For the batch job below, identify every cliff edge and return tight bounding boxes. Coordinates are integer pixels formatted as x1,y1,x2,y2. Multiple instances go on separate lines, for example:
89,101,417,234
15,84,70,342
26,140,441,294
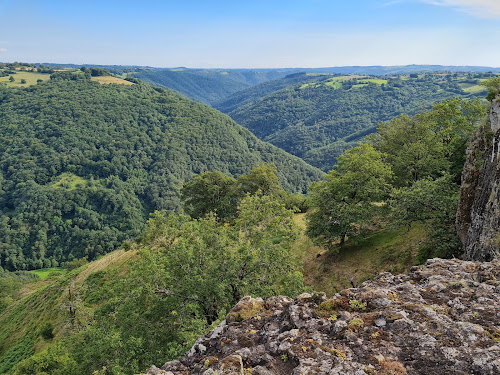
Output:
457,96,500,261
147,258,500,375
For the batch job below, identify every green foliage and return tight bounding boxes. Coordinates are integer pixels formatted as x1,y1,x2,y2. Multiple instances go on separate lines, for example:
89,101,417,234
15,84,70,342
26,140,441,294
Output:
39,322,54,340
89,67,111,77
181,171,238,220
0,271,40,312
307,144,393,249
0,75,322,270
181,163,312,222
65,257,88,271
229,74,486,171
371,98,485,186
132,68,289,106
306,97,486,257
13,342,76,375
18,193,304,375
481,76,500,101
390,175,462,260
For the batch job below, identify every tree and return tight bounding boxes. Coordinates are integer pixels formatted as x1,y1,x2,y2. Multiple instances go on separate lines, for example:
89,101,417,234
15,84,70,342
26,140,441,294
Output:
390,174,462,259
180,171,238,221
237,163,282,196
306,144,392,249
20,79,27,84
8,76,14,82
180,163,287,222
371,98,485,186
138,193,302,325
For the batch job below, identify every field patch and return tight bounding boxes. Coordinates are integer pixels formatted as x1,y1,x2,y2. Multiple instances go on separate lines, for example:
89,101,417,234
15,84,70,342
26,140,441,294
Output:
29,268,66,280
0,71,51,87
50,173,88,191
91,76,134,85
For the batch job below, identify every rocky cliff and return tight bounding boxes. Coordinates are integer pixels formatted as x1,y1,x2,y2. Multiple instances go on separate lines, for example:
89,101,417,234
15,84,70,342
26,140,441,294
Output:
147,258,500,375
457,96,500,261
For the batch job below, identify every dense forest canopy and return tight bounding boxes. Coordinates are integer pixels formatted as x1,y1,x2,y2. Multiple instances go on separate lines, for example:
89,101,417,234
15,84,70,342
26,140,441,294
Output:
129,68,291,106
0,71,322,271
227,73,491,171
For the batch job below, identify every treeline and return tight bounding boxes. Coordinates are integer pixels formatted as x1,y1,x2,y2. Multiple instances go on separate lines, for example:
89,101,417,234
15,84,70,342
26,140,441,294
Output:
229,74,488,171
0,72,322,271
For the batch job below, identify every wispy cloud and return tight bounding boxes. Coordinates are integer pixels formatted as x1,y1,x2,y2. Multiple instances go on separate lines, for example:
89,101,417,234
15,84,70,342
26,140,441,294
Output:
0,48,7,53
420,0,500,18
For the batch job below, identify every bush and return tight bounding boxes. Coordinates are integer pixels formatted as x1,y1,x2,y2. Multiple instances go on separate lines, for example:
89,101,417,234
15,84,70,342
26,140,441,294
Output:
65,257,88,271
40,322,54,340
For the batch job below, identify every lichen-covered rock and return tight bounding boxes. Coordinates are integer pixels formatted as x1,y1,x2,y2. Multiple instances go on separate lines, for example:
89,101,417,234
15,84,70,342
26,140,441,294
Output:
460,96,500,261
147,258,500,375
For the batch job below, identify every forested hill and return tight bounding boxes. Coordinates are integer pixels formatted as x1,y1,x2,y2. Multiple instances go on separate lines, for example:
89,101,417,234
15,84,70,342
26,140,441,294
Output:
129,68,291,106
213,72,325,113
228,73,490,171
0,72,322,271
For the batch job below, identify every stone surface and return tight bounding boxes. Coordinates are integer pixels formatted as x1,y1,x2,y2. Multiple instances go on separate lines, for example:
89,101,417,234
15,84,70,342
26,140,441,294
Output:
147,258,500,375
459,96,500,261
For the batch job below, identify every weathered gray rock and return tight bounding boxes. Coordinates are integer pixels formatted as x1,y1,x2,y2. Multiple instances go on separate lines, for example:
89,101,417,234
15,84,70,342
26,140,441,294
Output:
147,258,500,375
459,96,500,261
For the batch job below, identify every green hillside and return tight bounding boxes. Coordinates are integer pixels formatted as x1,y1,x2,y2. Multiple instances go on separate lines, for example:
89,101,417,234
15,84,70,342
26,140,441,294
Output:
129,68,290,106
0,72,323,271
213,72,327,113
228,73,489,171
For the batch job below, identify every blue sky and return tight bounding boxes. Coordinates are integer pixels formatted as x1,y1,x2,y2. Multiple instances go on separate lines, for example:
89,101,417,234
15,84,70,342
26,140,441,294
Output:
1,0,499,68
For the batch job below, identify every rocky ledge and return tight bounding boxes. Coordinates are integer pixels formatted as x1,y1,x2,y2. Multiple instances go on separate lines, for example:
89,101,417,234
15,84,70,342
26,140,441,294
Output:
147,258,500,375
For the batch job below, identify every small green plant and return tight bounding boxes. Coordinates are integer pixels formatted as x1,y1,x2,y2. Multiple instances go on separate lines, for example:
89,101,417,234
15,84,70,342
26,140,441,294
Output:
348,318,364,328
204,359,210,367
349,299,367,311
281,354,288,362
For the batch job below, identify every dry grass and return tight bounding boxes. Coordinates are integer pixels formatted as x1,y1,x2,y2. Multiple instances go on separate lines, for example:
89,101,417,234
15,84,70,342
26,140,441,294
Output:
291,213,426,295
91,76,134,85
74,249,138,285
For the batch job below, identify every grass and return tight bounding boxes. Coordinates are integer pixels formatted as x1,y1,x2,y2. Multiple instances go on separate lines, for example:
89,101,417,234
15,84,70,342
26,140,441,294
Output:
91,76,134,85
300,75,367,90
0,71,51,87
50,172,88,191
291,213,427,295
0,248,137,373
29,268,66,280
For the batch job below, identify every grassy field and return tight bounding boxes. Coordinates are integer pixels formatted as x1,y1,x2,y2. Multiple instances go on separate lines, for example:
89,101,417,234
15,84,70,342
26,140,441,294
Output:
291,213,426,296
50,172,88,191
0,71,51,87
91,76,134,85
29,268,66,280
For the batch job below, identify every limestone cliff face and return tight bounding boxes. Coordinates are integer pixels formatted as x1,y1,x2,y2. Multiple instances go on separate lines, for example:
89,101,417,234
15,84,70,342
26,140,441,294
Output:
147,259,500,375
458,96,500,261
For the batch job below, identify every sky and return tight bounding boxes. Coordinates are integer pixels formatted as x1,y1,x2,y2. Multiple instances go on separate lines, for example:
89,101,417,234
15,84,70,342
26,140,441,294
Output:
0,0,499,68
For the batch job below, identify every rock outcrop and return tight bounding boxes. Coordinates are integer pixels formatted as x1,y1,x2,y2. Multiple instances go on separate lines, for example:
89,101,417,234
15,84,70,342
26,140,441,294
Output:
458,96,500,261
147,258,500,375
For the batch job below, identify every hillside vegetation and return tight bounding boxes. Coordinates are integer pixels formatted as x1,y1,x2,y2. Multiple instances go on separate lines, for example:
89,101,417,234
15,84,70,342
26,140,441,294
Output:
0,71,322,271
0,91,490,375
129,68,291,105
228,73,490,170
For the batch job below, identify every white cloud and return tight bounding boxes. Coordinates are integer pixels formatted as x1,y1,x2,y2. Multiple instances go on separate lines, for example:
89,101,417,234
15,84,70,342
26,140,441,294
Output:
420,0,500,18
0,48,7,53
